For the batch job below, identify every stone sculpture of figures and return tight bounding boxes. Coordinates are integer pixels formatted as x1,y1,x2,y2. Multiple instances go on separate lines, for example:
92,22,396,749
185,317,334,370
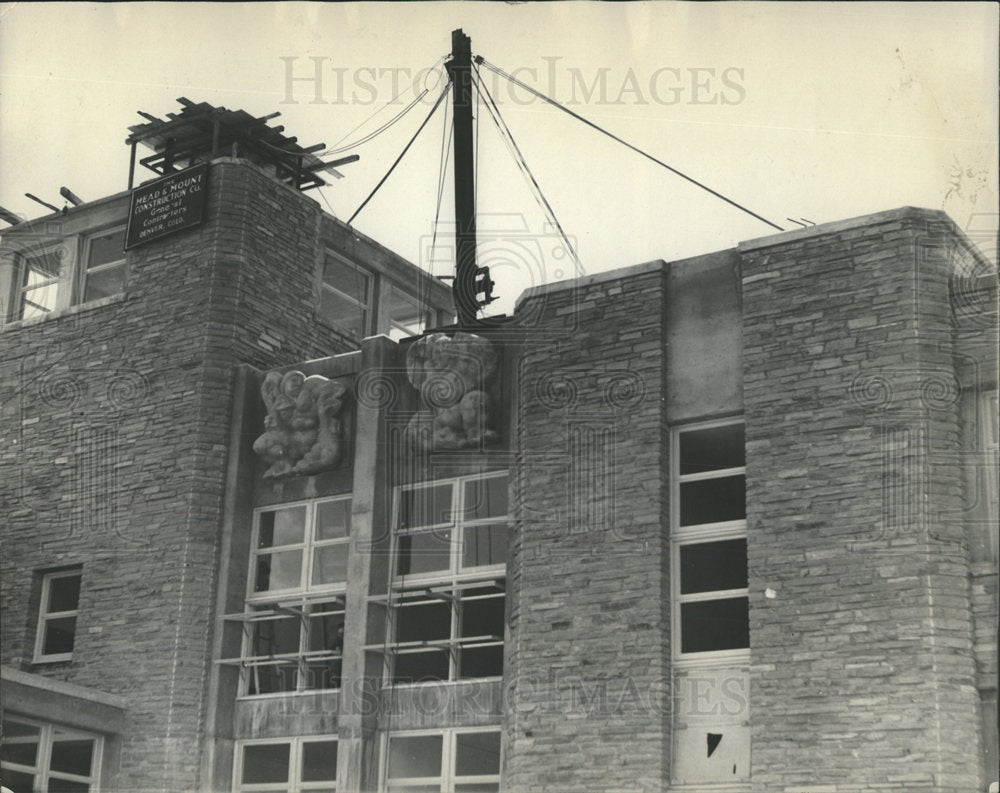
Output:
404,332,499,450
253,370,349,478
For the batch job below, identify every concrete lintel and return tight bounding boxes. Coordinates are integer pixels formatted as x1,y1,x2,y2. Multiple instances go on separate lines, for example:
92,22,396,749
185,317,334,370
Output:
1,666,127,733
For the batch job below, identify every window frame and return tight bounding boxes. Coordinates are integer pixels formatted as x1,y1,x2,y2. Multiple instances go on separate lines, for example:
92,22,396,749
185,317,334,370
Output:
232,496,352,697
393,471,509,583
7,226,127,324
318,250,373,338
671,418,749,665
12,239,75,321
0,715,103,793
248,496,353,601
33,568,83,664
233,735,338,793
381,727,502,793
80,226,127,305
385,472,509,686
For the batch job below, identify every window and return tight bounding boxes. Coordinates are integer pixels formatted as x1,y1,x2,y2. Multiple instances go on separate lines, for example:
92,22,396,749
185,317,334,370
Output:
395,474,508,577
227,497,350,695
390,585,505,684
387,287,431,341
384,729,501,793
81,229,127,303
673,421,748,658
239,600,346,696
387,473,508,685
251,499,351,596
235,737,337,793
1,716,103,793
34,569,82,663
14,245,71,320
319,252,371,337
8,228,126,322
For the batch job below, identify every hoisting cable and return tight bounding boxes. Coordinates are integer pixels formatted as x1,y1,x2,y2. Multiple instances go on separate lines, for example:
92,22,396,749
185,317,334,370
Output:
477,57,784,232
348,82,451,227
473,65,584,276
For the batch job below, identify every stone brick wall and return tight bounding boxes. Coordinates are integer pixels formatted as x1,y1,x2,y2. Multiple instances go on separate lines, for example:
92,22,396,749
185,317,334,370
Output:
740,208,985,792
506,264,671,792
0,160,359,792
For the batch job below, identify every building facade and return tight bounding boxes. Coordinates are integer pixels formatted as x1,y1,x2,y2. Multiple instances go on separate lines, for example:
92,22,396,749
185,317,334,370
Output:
1,144,997,792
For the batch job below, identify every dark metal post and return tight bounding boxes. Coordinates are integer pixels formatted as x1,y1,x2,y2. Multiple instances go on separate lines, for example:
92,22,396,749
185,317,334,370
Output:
446,28,478,327
128,142,137,189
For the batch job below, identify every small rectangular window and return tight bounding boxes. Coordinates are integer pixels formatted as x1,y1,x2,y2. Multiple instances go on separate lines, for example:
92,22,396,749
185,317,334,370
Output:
236,737,337,793
385,730,500,792
679,539,748,595
319,252,371,337
82,228,126,303
679,423,745,475
34,569,82,663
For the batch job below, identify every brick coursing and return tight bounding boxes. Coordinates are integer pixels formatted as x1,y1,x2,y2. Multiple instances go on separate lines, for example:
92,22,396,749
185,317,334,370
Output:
740,209,986,792
506,270,671,792
0,161,363,792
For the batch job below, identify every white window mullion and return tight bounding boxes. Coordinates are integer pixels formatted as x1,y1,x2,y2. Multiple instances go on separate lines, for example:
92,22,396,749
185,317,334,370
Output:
38,723,54,792
303,502,316,594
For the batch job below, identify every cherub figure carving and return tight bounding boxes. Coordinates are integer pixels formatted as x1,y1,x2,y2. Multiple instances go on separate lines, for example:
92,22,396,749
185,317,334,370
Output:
253,370,348,478
404,332,499,450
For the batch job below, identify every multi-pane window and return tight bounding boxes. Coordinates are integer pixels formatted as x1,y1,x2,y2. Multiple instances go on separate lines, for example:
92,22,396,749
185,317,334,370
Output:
235,737,337,793
8,228,126,322
384,729,501,793
81,228,127,303
0,717,102,793
387,473,508,685
319,252,371,337
239,600,346,696
230,497,351,695
251,499,351,596
390,585,505,684
395,474,508,577
34,569,82,663
673,421,749,658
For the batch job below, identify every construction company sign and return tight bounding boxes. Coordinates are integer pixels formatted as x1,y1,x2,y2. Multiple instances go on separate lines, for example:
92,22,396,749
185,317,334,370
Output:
125,163,208,249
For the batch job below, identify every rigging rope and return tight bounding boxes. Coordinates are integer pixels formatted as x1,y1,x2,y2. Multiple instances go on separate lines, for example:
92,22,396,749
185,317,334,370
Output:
321,89,429,157
347,82,451,227
321,56,448,157
473,65,584,277
476,57,784,232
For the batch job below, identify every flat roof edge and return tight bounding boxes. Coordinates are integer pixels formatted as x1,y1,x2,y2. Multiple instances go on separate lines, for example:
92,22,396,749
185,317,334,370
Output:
737,206,954,251
515,259,667,311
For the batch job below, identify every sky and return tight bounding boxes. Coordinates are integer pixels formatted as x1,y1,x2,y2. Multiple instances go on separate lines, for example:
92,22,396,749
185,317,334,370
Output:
1,2,997,314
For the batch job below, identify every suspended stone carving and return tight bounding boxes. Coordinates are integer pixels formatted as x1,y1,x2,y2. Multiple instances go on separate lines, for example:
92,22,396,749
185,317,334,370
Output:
404,332,499,450
253,370,349,478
